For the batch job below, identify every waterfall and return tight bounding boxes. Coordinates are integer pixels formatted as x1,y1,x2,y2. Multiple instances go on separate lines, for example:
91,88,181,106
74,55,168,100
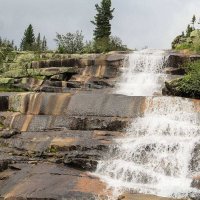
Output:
94,49,200,199
116,49,168,96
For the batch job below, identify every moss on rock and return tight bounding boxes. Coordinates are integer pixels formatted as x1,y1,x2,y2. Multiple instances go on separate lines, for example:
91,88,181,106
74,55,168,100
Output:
0,78,14,84
2,67,77,78
0,86,26,92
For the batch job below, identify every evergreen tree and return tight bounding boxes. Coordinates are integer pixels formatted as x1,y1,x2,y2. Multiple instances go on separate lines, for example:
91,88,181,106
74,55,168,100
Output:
192,15,196,28
186,25,193,37
42,36,47,51
91,0,114,41
20,24,35,51
36,33,41,51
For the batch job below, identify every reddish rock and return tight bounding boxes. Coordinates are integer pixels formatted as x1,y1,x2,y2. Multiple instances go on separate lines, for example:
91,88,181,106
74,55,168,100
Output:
0,163,111,199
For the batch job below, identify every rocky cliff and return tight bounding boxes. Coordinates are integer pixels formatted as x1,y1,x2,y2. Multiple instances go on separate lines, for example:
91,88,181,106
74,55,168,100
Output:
1,51,200,200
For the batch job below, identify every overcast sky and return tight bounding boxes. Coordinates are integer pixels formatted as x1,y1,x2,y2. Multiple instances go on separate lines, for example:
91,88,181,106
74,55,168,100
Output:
0,0,200,50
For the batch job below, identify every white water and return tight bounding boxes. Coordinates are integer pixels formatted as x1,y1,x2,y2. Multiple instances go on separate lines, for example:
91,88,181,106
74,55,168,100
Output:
116,49,168,96
94,50,200,199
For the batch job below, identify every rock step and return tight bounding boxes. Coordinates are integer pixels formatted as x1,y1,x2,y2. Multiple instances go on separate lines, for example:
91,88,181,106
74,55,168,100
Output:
5,114,130,132
168,53,200,68
31,53,126,69
9,93,146,117
0,130,123,171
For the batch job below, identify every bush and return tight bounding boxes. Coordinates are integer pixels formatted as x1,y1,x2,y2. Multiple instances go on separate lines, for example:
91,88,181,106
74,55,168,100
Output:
82,41,95,54
175,43,192,51
55,31,84,54
91,36,128,53
166,60,200,98
0,37,17,72
109,36,127,51
93,37,110,53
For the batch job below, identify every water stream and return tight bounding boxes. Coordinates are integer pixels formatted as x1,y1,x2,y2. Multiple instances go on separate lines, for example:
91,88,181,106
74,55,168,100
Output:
94,50,200,198
116,49,168,96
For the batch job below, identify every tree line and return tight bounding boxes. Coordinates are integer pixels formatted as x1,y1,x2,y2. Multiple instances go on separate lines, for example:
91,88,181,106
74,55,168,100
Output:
0,0,127,54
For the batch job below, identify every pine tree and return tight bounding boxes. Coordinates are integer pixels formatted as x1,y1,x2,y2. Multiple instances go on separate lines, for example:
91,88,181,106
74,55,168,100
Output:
186,25,193,37
20,24,35,51
192,15,196,28
42,36,47,51
91,0,114,41
36,33,41,51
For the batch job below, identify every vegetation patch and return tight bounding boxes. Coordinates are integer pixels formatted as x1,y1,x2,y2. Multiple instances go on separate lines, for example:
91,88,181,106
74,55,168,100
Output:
0,78,14,84
1,67,77,78
0,86,26,92
0,122,4,129
48,146,58,154
165,60,200,98
172,15,200,53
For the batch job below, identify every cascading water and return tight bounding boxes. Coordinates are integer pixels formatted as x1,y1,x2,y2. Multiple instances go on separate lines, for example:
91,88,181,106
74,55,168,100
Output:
116,49,168,96
94,49,200,199
95,97,200,198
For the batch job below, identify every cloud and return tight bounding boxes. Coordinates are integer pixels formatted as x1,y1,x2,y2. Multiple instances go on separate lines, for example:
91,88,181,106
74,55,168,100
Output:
0,0,200,49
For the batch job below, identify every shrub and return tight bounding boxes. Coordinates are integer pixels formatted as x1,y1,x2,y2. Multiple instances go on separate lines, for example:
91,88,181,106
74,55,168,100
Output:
109,36,128,51
55,31,84,54
92,36,128,53
82,41,95,54
93,37,110,53
166,60,200,98
55,31,128,54
0,37,17,71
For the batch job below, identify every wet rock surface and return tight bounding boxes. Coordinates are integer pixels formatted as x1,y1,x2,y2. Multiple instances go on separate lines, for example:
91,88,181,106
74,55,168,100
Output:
191,176,200,190
118,194,177,200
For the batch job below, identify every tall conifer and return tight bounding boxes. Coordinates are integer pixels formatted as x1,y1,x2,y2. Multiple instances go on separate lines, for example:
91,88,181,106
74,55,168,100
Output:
42,36,47,51
91,0,114,41
36,33,41,50
20,24,35,51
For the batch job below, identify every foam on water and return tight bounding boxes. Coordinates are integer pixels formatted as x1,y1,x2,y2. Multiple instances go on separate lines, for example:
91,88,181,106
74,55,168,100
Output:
116,49,168,96
94,50,200,199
